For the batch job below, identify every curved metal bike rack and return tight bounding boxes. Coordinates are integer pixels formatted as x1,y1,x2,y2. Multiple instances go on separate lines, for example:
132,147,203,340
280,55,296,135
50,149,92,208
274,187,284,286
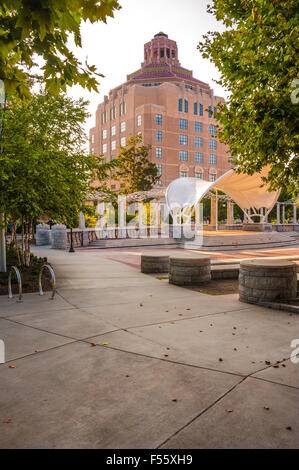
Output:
39,264,56,300
8,266,23,302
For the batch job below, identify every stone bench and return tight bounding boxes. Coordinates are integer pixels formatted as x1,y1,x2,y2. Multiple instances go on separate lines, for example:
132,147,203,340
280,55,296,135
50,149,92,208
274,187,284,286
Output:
169,254,211,285
141,253,169,273
239,259,297,304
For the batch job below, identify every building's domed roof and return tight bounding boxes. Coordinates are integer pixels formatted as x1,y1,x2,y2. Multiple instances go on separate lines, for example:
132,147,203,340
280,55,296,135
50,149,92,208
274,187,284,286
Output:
154,32,168,38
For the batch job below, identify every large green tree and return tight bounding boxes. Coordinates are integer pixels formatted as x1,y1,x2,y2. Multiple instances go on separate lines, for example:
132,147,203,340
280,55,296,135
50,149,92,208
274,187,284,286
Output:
0,0,121,99
198,0,299,196
0,92,116,265
114,135,161,194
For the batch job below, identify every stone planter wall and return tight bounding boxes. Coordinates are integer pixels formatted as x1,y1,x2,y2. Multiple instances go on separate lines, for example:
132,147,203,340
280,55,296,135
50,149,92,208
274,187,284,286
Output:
36,224,51,246
169,255,211,285
51,224,67,250
239,259,297,304
141,253,169,273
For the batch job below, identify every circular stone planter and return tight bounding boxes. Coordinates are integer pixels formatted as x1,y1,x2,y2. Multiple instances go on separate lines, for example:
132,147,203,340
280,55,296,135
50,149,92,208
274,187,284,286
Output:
239,259,297,304
141,253,169,273
169,254,211,285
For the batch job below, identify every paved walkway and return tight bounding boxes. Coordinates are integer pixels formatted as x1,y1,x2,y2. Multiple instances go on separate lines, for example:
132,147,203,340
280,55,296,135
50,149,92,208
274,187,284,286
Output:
0,246,298,449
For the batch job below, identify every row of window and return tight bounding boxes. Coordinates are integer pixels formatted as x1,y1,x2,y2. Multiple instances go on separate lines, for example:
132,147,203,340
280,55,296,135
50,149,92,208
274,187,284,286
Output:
179,136,216,149
156,163,216,181
155,148,217,164
178,99,217,117
101,102,126,124
102,137,126,153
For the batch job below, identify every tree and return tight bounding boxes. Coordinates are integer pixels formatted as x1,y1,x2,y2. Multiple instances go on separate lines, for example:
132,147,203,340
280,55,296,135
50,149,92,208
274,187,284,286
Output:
198,0,299,196
114,135,161,194
0,92,116,265
0,0,121,99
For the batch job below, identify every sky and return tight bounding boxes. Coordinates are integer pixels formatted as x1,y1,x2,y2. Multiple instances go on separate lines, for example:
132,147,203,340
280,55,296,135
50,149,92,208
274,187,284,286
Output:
68,0,226,135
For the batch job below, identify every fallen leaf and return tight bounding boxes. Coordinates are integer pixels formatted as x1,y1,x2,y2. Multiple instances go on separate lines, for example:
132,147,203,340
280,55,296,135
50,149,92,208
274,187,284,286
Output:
164,354,169,357
218,357,223,362
273,365,279,368
285,426,292,431
264,405,270,410
226,408,233,413
232,333,236,336
2,419,11,424
200,330,203,333
101,342,109,346
165,310,169,312
234,348,237,351
233,327,237,330
282,364,286,367
178,314,183,316
90,342,97,347
172,398,177,402
186,308,191,311
139,303,143,307
166,347,170,350
125,375,130,378
9,365,16,369
265,361,271,365
34,350,40,353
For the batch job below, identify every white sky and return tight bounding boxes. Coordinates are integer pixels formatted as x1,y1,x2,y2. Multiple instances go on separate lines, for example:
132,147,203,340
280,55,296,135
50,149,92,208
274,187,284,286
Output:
68,0,226,136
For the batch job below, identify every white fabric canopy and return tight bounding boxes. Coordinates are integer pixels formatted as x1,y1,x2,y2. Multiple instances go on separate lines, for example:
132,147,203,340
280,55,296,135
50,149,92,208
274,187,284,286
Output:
166,166,280,216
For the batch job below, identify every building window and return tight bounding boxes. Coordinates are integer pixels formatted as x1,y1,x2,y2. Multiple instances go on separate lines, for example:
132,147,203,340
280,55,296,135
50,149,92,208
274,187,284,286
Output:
194,102,198,115
120,121,126,132
210,174,216,182
213,106,217,114
156,130,162,142
209,154,217,164
156,180,162,186
119,101,126,116
102,143,107,153
208,105,212,118
179,134,188,145
209,124,216,135
179,118,188,130
180,171,187,178
101,110,107,124
178,98,183,112
179,150,188,161
156,164,162,175
156,114,162,125
111,125,116,136
120,137,126,147
195,172,202,179
194,137,203,148
194,122,202,133
110,105,116,120
184,99,188,113
209,139,217,150
194,152,203,162
111,140,116,151
137,115,142,126
199,104,203,116
91,134,95,144
91,148,95,155
156,147,162,158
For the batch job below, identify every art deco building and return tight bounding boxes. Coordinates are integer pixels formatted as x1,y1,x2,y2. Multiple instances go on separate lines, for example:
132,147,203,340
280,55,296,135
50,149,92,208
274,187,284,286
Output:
89,33,231,190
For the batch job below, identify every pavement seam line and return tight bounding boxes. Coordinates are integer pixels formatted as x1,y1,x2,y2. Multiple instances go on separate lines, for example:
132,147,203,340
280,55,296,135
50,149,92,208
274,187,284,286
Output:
156,375,247,449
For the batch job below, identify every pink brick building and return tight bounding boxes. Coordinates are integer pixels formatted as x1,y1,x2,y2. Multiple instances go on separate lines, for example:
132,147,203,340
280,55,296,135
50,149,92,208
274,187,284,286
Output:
89,33,231,190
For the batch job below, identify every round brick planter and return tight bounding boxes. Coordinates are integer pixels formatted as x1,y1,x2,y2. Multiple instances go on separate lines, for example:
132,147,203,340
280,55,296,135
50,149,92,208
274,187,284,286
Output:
169,254,211,285
239,259,297,304
141,253,169,273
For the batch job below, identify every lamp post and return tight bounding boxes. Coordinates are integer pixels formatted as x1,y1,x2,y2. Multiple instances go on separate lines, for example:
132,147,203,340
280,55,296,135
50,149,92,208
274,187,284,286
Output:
69,227,75,253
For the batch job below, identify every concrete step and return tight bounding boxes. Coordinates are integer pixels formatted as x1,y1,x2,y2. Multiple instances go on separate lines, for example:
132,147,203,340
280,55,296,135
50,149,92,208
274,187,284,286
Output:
89,238,178,249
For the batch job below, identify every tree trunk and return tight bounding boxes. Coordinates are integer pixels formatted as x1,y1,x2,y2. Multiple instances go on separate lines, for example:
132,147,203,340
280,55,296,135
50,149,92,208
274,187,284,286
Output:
24,217,32,267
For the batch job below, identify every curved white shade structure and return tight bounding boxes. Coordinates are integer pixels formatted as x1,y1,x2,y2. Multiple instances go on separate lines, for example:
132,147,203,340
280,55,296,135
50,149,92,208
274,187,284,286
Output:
166,166,280,217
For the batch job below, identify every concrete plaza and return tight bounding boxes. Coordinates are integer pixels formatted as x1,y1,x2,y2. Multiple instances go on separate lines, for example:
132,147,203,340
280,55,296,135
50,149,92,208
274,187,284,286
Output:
0,246,298,449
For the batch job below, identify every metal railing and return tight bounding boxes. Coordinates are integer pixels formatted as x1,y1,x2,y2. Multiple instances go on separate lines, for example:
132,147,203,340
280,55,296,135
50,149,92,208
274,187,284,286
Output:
39,264,56,300
8,266,22,302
